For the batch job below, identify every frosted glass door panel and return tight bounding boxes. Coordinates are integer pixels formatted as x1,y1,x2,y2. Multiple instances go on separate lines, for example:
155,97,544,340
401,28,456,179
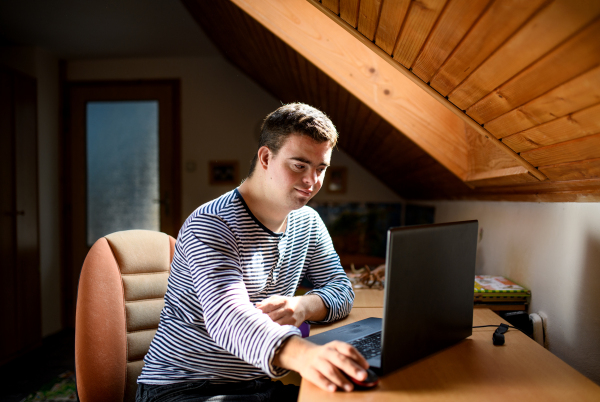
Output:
86,101,159,245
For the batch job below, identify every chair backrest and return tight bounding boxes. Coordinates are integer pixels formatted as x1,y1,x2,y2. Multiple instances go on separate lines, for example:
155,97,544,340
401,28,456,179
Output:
75,230,175,402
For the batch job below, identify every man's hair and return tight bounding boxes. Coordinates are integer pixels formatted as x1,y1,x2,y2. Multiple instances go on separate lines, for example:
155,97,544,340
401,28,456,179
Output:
247,103,338,177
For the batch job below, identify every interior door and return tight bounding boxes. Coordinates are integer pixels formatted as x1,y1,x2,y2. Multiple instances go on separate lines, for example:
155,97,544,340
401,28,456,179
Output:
0,67,41,364
63,80,181,327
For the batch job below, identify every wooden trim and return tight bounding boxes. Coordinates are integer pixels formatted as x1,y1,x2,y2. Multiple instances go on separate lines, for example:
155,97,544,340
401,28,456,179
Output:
467,166,528,181
469,178,600,194
520,132,600,167
65,79,182,236
539,158,600,181
63,79,181,328
59,59,70,330
0,67,42,362
447,178,600,202
502,102,600,153
306,0,547,181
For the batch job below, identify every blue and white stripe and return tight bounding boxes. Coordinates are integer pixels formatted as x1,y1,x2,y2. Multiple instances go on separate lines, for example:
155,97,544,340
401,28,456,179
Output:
138,189,354,384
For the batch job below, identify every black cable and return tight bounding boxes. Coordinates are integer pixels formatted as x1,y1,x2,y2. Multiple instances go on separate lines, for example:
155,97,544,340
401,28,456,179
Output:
473,324,528,335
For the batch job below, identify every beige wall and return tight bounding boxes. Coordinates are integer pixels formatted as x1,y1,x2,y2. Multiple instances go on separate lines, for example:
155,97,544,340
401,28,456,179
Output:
1,46,62,337
431,201,600,384
67,56,402,218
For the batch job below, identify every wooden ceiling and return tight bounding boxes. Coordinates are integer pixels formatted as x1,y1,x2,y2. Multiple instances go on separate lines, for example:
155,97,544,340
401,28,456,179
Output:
182,0,600,201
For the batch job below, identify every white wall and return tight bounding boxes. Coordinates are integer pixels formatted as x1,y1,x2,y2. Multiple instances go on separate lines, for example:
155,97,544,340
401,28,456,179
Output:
312,149,402,203
430,201,600,384
1,46,62,337
67,56,402,218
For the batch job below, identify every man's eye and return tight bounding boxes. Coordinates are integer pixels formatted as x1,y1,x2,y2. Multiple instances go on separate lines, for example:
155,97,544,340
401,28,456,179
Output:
294,164,305,170
317,168,326,174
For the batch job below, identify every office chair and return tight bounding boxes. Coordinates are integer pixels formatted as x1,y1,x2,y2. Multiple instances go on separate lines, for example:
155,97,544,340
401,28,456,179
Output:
75,230,175,402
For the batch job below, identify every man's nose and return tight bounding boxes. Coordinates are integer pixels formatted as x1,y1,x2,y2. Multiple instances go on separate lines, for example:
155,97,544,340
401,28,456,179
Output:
303,168,318,185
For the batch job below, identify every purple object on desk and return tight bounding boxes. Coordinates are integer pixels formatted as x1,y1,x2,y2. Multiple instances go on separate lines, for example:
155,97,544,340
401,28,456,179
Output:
299,322,310,338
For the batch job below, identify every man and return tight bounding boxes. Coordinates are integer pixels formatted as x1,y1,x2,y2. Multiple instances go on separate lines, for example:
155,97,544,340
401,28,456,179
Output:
136,103,369,401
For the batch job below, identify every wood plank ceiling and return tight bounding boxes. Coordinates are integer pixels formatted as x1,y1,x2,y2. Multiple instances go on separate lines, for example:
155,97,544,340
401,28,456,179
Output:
182,0,600,201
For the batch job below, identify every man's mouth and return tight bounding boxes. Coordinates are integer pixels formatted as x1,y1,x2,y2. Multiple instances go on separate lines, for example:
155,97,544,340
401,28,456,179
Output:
296,188,312,197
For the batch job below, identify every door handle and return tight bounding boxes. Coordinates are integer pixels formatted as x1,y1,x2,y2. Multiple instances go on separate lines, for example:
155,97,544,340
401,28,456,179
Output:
154,193,170,216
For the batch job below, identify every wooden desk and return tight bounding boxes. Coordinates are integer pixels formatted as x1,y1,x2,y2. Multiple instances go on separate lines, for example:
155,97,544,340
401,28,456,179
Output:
353,289,385,308
354,288,527,311
299,306,600,401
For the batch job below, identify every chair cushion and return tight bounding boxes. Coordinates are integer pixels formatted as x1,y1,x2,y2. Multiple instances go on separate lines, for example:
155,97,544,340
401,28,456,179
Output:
121,272,169,301
105,230,171,274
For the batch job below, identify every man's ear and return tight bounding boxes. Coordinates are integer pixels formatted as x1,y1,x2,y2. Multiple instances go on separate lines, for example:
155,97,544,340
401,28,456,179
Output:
257,146,271,169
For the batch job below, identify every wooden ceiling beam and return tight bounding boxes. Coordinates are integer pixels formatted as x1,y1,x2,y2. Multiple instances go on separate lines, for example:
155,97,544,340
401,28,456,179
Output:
305,0,547,182
229,0,470,180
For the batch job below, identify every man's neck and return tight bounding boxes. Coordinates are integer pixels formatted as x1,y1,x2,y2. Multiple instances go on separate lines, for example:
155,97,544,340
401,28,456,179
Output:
238,179,289,233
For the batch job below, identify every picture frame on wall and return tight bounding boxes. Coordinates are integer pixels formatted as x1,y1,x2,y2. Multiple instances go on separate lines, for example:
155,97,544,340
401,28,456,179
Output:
209,160,239,185
326,166,347,193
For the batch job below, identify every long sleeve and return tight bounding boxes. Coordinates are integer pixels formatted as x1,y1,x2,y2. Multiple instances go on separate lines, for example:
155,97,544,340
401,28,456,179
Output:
304,216,354,323
182,214,301,377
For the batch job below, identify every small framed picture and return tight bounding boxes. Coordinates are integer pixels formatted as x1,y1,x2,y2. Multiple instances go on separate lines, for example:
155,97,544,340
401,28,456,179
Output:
326,166,347,193
209,160,239,185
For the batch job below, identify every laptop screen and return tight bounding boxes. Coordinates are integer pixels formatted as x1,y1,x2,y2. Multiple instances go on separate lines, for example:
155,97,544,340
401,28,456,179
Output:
381,220,478,374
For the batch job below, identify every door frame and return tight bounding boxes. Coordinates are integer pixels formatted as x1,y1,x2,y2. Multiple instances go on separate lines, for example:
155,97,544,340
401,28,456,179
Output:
1,66,42,363
62,80,181,328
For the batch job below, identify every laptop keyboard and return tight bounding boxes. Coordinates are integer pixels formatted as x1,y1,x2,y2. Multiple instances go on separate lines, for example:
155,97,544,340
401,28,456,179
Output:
349,332,381,359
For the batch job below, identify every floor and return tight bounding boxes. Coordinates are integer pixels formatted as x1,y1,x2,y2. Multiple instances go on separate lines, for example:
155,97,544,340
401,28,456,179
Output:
0,329,75,402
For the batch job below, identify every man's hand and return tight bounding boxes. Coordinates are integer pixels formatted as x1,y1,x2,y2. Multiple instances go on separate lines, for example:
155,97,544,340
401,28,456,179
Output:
257,295,305,326
257,294,327,326
273,336,369,392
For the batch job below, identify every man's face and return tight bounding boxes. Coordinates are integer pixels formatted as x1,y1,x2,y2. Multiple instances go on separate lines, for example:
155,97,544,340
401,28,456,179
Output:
265,134,332,212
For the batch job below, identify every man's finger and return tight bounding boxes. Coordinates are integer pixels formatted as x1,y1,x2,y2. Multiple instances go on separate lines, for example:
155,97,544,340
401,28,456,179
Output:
256,300,285,313
257,296,284,305
268,308,289,322
327,348,368,382
273,317,294,326
333,341,369,369
310,370,339,393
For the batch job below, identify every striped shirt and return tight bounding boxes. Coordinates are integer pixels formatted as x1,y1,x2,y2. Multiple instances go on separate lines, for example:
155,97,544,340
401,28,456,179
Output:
138,189,354,384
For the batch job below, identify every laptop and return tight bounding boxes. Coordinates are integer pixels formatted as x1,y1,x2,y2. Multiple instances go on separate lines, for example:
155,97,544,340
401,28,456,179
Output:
307,220,478,376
